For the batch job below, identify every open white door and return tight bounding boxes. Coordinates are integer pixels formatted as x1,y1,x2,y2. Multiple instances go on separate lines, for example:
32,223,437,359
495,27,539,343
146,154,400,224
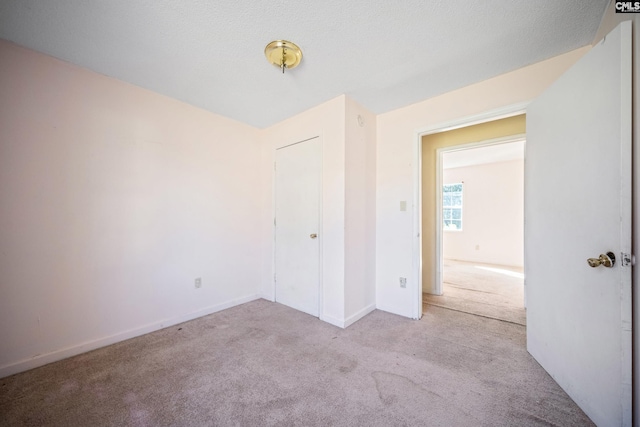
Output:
525,21,632,427
275,137,321,317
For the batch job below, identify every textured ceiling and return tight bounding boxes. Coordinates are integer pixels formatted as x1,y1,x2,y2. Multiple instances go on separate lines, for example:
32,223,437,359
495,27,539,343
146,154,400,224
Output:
0,0,608,128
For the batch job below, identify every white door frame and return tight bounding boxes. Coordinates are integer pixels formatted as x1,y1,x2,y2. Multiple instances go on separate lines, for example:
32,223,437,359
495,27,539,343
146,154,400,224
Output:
412,102,528,316
272,136,323,318
434,133,526,295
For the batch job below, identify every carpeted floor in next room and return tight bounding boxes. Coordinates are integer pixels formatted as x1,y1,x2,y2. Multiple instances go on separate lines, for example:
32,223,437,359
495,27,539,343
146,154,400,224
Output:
424,260,526,326
0,299,592,426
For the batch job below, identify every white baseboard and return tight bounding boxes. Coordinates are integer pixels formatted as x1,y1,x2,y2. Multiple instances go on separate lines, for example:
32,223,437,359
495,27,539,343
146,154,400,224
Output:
375,303,413,319
344,303,376,328
320,313,345,328
0,294,261,379
320,304,376,329
259,293,275,302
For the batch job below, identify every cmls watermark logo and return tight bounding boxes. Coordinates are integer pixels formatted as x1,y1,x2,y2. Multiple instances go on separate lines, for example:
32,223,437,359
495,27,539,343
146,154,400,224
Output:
616,1,640,12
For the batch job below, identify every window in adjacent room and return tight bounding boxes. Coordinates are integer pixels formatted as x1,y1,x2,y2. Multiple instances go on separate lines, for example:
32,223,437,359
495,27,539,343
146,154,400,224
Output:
443,183,463,231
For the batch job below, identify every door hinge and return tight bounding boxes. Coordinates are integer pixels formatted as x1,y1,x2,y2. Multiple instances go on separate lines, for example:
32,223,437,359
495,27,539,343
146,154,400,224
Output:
274,273,276,283
621,253,634,267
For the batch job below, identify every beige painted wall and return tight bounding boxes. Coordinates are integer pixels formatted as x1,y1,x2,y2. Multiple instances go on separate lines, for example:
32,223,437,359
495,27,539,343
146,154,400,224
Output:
0,40,262,377
422,115,526,291
344,97,377,325
443,159,524,267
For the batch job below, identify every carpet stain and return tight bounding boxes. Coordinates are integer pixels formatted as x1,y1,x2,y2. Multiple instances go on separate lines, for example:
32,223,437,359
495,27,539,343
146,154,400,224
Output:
518,411,559,426
338,359,357,374
372,371,444,406
226,326,268,346
59,380,79,394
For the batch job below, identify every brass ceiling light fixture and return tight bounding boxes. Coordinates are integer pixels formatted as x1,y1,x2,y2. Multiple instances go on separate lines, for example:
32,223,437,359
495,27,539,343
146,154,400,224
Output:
264,40,302,74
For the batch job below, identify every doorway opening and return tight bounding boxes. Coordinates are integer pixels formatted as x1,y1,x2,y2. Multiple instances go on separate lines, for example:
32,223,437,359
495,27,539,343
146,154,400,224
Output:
425,138,525,325
416,113,526,323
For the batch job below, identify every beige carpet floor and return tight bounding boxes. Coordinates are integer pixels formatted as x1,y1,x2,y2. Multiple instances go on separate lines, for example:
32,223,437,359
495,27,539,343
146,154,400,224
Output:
0,299,592,426
424,260,526,326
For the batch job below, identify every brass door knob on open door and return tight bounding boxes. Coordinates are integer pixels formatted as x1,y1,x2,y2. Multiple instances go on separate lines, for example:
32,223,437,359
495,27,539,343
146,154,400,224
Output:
587,252,615,268
310,234,317,239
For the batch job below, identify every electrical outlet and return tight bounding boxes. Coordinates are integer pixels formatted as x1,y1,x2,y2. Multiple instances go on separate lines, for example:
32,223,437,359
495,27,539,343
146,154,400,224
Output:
399,277,407,288
195,278,202,288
